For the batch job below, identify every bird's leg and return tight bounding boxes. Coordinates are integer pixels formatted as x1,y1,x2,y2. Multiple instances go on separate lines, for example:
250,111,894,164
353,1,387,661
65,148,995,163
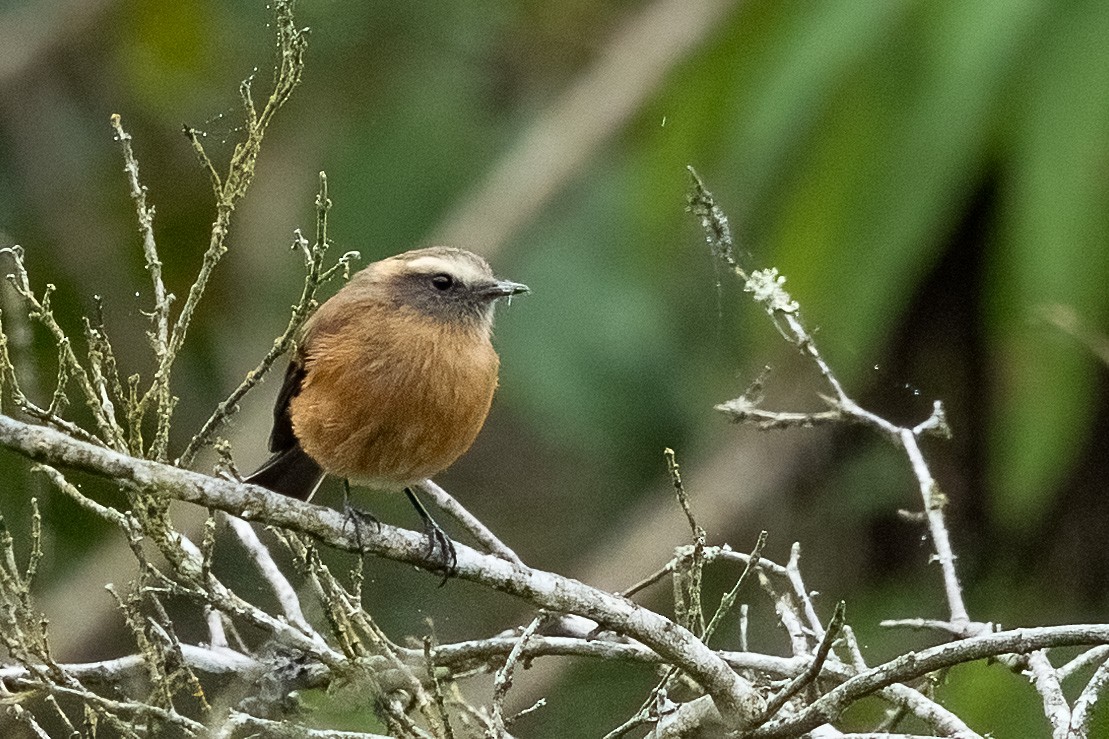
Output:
404,487,457,581
341,478,379,552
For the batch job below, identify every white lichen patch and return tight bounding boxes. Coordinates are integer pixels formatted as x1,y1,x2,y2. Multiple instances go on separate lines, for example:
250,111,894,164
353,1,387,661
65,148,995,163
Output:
743,268,799,314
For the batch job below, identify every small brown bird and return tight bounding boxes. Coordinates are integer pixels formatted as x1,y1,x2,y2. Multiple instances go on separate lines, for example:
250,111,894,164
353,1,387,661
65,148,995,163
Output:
246,247,528,567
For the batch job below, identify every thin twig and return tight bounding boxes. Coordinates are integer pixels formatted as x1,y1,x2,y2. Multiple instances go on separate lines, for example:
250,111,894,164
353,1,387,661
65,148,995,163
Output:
690,171,979,637
178,172,359,467
142,0,307,461
1069,651,1109,736
223,514,322,643
880,618,980,636
751,601,847,727
667,447,706,637
605,533,766,739
1025,650,1070,739
786,542,825,641
760,570,811,658
621,562,675,599
746,626,1109,737
423,634,455,739
491,614,546,737
1,247,127,448
416,479,524,566
109,114,171,369
1059,645,1109,682
702,532,767,645
214,712,390,739
715,402,846,430
899,428,970,633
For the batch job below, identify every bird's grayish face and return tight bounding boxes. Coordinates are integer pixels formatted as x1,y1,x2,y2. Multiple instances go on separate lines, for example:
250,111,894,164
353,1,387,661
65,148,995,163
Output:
382,247,529,328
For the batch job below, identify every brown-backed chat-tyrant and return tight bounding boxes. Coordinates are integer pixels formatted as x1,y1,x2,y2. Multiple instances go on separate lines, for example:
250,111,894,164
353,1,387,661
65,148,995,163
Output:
245,247,528,570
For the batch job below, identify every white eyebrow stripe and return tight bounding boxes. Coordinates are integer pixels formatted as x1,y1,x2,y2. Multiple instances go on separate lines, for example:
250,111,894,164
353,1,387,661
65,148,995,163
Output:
406,256,488,283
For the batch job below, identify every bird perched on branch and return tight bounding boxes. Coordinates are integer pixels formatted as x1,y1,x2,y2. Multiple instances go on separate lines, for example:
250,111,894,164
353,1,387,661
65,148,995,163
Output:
245,247,528,572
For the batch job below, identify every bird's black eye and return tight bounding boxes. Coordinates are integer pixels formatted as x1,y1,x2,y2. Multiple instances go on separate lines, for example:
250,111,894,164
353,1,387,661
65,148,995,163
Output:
431,273,454,291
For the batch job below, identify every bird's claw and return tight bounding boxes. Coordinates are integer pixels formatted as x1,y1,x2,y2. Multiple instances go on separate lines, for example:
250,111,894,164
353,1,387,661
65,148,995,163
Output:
343,503,380,552
420,518,458,584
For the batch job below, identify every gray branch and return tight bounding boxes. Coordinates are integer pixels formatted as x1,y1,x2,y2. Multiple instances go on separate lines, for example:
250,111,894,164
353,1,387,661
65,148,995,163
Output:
0,412,764,729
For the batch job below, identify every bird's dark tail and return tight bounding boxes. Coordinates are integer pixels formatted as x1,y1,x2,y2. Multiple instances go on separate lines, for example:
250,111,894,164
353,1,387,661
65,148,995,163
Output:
244,444,326,501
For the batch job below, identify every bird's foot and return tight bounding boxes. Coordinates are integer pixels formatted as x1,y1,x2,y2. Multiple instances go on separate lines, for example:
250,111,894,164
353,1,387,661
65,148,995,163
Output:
342,480,380,552
405,488,457,583
343,506,381,553
422,516,458,584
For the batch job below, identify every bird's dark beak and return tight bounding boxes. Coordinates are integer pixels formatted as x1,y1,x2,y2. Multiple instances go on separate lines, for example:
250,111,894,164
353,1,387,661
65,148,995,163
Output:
479,280,530,300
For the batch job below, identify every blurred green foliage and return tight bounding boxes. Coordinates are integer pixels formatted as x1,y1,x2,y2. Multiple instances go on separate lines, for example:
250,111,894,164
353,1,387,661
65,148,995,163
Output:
1,0,1108,736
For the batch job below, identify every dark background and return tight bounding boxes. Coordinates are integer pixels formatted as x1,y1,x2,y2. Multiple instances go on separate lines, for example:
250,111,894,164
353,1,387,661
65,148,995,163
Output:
1,0,1108,735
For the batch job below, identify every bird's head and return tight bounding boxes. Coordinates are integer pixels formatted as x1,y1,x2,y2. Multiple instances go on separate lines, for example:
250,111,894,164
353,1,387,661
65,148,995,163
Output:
364,247,529,330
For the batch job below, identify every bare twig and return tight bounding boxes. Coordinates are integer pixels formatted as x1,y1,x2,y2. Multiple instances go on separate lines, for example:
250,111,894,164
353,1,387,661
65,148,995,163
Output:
0,412,765,727
899,427,970,633
786,542,825,641
689,170,979,638
648,694,723,738
1059,645,1109,682
433,630,980,736
416,479,524,566
214,712,390,739
1,247,127,449
605,533,767,739
1070,651,1109,736
702,531,766,645
760,569,811,658
205,607,228,650
739,604,749,652
109,114,171,371
8,599,1073,739
1025,650,1070,739
142,0,307,462
621,562,675,599
746,626,1109,738
223,513,322,642
713,401,846,430
5,704,51,739
490,613,547,736
667,447,706,638
177,172,359,467
879,618,982,637
752,601,847,727
422,634,455,739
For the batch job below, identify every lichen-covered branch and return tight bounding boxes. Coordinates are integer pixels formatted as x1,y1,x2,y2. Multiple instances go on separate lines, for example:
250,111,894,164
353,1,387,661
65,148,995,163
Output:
142,0,308,462
177,172,359,467
689,169,977,637
0,412,765,729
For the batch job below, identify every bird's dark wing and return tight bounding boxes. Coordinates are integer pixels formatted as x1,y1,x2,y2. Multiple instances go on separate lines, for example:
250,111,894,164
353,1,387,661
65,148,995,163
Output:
244,357,325,500
244,445,324,500
269,357,306,453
